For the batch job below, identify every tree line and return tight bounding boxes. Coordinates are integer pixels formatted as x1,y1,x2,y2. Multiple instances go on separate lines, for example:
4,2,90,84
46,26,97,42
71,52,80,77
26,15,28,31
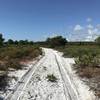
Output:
0,33,100,48
0,33,34,47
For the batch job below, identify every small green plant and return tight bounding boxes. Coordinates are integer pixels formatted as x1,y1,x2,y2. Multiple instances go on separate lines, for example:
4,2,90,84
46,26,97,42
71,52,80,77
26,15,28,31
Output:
43,66,47,71
0,72,9,91
46,74,57,82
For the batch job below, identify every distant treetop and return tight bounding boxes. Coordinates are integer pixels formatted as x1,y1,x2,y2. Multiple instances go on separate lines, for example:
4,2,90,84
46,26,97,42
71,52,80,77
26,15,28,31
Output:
95,36,100,43
46,36,67,48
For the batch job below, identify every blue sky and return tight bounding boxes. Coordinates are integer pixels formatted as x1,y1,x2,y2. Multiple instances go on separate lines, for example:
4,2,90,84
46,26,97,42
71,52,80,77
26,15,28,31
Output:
0,0,100,41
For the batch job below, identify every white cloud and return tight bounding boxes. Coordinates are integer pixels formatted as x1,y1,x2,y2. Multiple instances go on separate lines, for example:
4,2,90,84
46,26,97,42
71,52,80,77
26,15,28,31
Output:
68,22,100,41
87,18,92,22
85,28,99,41
87,24,94,29
50,33,59,38
74,25,83,31
88,29,92,35
67,17,100,41
93,28,98,33
85,35,93,41
96,24,100,30
88,28,98,35
85,34,98,41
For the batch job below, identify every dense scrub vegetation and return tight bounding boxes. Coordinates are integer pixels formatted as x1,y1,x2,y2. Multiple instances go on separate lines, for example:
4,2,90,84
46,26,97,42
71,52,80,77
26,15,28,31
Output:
0,45,42,70
53,36,100,98
0,33,42,91
0,72,9,91
62,45,100,67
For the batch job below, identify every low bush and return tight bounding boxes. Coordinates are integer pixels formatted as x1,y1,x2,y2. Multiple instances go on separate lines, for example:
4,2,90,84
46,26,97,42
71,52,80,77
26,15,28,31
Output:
75,54,100,68
0,45,42,70
62,45,100,57
0,72,9,91
56,44,100,98
46,36,67,48
0,65,8,71
46,74,57,82
58,45,100,68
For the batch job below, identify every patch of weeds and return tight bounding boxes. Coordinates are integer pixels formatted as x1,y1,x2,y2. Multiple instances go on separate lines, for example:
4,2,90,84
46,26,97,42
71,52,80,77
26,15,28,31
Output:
46,74,57,82
28,91,33,99
35,75,41,81
0,72,9,91
36,76,41,81
43,66,47,71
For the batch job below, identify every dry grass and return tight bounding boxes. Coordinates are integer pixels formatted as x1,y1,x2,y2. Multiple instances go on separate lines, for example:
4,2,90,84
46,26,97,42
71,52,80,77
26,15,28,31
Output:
57,45,100,98
0,45,42,70
76,67,100,78
75,66,100,98
0,45,42,91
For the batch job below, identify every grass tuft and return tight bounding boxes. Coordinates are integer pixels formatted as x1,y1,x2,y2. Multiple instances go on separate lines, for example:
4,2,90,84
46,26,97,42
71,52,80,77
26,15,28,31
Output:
46,74,57,82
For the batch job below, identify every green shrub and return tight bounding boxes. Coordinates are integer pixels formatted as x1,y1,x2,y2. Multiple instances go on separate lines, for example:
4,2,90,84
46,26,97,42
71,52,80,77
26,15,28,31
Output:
76,54,92,67
46,36,67,48
46,74,57,82
75,54,100,68
57,45,100,68
0,72,9,91
63,45,100,58
0,45,42,70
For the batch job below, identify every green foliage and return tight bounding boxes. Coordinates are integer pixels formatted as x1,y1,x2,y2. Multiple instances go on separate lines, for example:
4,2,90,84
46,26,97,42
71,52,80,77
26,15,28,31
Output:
46,74,57,82
0,72,9,91
95,36,100,43
58,45,100,67
0,33,4,47
14,40,18,45
0,45,42,70
18,40,28,45
46,36,67,48
0,33,42,71
28,41,34,45
7,39,14,45
6,39,34,46
51,42,100,98
75,54,100,67
62,45,100,57
0,34,42,91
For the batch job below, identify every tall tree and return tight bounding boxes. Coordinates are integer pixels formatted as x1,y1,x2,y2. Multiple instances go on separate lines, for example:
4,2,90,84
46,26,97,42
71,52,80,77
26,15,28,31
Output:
46,36,67,48
7,39,14,45
0,33,4,46
14,40,18,45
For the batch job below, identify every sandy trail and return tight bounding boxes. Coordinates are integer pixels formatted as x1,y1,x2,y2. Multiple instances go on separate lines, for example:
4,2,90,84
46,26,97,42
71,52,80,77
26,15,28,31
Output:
5,48,97,100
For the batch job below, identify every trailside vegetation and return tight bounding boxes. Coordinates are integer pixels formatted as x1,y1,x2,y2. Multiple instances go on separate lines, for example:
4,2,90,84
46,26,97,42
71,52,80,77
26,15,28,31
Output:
0,33,42,91
52,36,100,98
